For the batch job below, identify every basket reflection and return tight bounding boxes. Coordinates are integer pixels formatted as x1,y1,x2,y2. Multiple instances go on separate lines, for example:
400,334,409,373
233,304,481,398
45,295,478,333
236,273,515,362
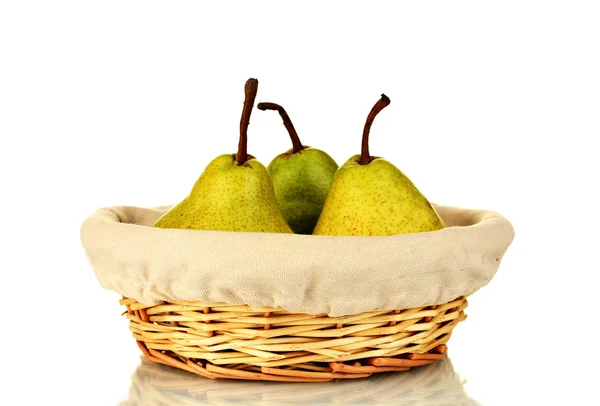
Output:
121,354,477,405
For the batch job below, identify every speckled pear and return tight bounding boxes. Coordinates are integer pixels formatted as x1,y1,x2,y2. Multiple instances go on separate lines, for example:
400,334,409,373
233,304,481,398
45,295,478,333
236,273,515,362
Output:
313,94,444,236
154,79,292,234
258,102,338,234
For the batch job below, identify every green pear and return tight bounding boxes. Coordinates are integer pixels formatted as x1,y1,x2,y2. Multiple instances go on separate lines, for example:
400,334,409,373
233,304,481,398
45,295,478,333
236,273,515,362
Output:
313,94,445,236
258,102,338,234
154,79,292,234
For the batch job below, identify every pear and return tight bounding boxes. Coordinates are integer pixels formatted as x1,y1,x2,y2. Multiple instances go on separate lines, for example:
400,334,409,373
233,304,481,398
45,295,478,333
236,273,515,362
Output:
313,94,445,236
154,79,292,234
258,102,338,234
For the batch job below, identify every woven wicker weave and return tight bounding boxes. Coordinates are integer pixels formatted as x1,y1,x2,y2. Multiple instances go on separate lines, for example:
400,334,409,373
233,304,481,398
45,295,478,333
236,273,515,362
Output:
121,296,467,382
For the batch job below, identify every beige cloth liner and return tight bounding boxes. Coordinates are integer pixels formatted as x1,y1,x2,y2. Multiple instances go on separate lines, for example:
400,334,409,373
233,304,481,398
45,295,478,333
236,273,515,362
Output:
80,204,514,317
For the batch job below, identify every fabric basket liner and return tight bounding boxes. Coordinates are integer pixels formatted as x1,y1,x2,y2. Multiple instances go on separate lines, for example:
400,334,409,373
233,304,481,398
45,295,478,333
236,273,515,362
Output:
80,204,514,317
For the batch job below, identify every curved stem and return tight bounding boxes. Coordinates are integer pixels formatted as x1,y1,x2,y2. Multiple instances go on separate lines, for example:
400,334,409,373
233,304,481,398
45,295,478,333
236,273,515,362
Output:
237,78,259,165
257,102,304,153
360,94,391,165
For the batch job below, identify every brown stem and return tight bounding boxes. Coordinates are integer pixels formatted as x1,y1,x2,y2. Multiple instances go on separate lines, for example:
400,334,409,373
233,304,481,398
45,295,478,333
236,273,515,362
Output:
257,102,304,153
237,78,259,165
360,94,391,165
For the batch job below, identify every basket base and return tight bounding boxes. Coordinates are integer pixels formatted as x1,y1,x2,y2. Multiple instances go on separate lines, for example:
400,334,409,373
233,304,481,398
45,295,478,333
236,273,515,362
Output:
121,296,467,382
137,340,449,382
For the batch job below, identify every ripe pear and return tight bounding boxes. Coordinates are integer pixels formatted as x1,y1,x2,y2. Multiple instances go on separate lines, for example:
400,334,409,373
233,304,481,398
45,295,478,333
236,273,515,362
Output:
313,94,445,236
258,102,338,234
154,79,292,234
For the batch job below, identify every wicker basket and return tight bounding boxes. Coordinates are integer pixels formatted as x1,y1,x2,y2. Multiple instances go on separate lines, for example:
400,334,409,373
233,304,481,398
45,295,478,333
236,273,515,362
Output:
81,205,513,382
120,295,467,382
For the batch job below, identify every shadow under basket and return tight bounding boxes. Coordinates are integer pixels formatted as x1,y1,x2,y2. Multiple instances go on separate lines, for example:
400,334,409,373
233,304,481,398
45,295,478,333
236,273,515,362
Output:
120,296,468,382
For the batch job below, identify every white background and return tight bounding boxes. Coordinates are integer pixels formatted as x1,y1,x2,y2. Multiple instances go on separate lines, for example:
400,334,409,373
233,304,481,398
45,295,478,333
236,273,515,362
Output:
1,1,599,405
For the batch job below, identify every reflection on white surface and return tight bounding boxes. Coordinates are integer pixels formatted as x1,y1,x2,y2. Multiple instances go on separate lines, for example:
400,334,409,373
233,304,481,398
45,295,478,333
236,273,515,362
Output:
120,355,479,405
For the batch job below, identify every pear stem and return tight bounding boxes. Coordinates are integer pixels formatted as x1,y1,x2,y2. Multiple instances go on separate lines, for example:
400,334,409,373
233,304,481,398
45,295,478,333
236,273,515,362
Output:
360,94,391,165
237,78,259,165
257,102,304,153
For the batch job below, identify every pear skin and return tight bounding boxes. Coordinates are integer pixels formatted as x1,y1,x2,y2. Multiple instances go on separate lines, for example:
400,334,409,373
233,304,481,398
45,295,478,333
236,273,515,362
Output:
155,154,292,233
313,155,444,236
268,147,338,234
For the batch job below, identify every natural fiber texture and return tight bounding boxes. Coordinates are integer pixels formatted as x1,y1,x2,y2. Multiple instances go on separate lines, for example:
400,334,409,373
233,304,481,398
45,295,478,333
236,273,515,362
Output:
121,296,467,382
82,204,513,316
121,352,473,405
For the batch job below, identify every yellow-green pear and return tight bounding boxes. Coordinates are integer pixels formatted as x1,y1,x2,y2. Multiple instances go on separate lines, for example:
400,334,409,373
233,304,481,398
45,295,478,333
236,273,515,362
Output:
154,79,292,234
258,102,338,234
313,94,445,236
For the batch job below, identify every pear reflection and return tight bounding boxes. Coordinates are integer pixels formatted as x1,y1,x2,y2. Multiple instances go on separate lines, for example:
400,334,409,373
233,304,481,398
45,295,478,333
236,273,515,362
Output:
121,355,476,405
